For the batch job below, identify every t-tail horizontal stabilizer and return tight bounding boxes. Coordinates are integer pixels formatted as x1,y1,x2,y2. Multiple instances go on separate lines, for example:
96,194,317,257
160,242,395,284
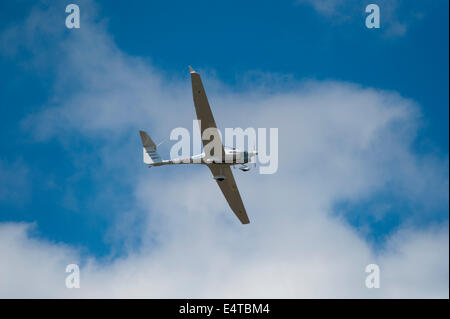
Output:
139,130,163,166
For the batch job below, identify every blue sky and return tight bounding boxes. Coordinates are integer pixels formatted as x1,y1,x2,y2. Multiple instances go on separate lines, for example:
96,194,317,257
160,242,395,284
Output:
0,0,448,297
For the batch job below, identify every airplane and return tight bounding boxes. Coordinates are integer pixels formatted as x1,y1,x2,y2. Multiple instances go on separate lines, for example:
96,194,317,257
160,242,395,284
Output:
139,66,257,224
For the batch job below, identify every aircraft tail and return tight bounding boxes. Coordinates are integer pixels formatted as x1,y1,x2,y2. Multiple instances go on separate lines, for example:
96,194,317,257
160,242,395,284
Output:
139,130,163,166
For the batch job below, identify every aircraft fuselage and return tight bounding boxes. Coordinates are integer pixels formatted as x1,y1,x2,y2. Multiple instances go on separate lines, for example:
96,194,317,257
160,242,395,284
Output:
157,148,257,166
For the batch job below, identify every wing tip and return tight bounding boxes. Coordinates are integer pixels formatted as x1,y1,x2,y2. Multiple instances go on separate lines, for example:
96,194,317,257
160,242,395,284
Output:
240,214,251,225
188,65,197,74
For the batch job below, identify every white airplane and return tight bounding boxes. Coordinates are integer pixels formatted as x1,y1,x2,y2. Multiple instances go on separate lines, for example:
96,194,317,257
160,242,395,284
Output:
139,66,257,224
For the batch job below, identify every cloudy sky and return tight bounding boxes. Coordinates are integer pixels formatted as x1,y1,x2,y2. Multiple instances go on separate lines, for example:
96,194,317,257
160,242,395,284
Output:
0,0,448,298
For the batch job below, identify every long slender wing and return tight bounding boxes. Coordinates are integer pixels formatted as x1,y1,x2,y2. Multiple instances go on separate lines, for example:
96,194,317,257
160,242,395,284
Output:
208,165,250,224
190,66,224,159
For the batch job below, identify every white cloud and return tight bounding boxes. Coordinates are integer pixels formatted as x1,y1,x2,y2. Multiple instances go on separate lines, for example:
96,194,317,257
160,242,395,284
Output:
0,0,448,298
296,0,346,17
0,223,80,298
0,219,447,298
295,0,420,37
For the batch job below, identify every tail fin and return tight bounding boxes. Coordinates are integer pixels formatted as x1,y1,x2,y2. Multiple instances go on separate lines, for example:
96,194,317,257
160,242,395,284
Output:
139,130,163,166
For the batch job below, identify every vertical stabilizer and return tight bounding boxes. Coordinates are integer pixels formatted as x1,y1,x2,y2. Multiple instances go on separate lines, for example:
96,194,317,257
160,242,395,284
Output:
139,130,162,166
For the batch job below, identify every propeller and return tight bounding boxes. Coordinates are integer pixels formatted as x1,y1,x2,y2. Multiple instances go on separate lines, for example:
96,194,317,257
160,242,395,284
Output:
252,143,258,169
